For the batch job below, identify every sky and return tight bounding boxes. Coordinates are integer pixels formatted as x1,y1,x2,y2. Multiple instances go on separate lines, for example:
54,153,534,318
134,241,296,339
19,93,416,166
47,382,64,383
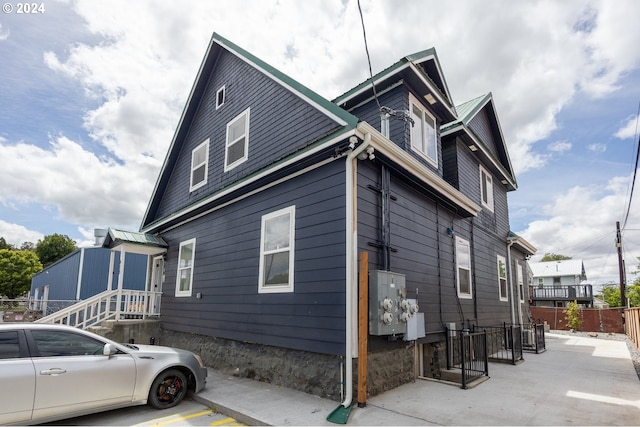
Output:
1,0,640,285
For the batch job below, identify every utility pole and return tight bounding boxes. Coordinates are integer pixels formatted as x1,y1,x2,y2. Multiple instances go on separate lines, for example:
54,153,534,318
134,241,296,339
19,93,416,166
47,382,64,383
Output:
616,221,626,312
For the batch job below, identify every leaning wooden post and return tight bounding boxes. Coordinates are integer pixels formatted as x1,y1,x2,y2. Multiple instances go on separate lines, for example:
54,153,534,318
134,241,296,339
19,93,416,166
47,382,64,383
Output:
357,251,368,407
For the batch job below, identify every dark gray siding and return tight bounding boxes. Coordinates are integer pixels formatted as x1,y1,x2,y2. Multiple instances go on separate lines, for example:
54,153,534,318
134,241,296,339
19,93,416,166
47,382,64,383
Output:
159,160,348,356
153,49,343,222
356,160,475,341
468,109,500,160
348,85,444,178
357,157,516,345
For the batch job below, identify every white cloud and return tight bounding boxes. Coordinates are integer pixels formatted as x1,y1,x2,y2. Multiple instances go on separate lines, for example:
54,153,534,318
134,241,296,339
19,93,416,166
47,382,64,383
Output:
615,115,639,140
0,220,43,247
588,143,607,153
521,175,638,283
0,24,9,40
0,135,150,229
548,141,572,153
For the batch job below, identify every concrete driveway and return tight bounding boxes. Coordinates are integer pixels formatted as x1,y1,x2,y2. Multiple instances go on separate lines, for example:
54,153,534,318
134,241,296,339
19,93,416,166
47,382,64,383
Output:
196,332,640,426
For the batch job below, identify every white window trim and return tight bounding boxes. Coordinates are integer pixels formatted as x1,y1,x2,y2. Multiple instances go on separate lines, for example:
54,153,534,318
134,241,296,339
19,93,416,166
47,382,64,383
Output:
455,236,473,299
480,165,494,211
497,255,508,302
216,85,225,109
190,139,209,192
258,206,295,294
409,93,438,167
517,264,525,303
224,107,250,172
175,238,196,297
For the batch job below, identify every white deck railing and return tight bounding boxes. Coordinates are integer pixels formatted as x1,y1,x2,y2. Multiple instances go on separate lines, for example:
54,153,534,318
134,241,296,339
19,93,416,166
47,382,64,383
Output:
35,289,161,329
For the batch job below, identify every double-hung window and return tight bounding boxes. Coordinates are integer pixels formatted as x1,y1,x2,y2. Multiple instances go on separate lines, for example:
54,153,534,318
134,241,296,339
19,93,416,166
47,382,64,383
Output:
409,94,437,166
258,206,295,293
190,139,209,192
455,236,472,299
175,238,196,297
517,264,525,303
497,255,508,301
480,165,494,211
224,108,250,171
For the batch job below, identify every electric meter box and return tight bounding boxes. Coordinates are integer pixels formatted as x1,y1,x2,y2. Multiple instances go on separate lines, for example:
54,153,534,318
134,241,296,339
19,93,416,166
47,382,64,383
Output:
369,270,407,336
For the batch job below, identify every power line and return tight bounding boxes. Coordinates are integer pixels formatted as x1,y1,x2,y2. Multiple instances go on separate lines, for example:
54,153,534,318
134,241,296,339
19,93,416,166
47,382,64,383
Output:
621,100,640,230
356,0,381,111
356,0,413,130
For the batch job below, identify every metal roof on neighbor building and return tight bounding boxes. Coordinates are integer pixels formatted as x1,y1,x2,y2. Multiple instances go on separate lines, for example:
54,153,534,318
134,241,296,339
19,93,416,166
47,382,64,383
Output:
102,228,168,249
529,259,587,279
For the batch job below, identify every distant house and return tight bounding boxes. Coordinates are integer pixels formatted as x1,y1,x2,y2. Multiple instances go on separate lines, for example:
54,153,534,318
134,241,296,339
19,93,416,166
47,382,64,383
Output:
130,33,536,399
29,229,150,316
529,259,593,307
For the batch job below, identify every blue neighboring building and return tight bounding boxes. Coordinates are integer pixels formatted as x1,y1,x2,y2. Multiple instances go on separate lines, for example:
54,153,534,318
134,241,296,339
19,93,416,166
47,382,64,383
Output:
30,237,148,314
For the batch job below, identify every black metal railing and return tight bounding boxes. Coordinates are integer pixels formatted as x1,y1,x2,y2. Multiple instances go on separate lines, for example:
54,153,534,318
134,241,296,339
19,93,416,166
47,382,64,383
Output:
530,285,593,300
472,323,524,364
522,323,546,353
445,327,489,389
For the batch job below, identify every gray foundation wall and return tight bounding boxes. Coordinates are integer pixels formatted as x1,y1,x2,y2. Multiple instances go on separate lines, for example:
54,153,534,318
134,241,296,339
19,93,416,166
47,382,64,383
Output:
95,321,445,400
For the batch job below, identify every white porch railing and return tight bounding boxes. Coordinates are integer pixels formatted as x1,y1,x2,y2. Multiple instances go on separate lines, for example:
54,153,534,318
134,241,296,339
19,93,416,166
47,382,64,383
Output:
35,289,162,329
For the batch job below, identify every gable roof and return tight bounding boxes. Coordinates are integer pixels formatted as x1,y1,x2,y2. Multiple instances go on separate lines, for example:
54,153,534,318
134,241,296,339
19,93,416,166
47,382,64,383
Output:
441,93,517,191
333,48,457,122
140,33,359,231
529,260,587,280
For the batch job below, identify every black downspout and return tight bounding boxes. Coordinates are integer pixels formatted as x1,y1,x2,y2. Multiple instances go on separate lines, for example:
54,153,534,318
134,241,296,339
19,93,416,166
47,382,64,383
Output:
381,164,391,271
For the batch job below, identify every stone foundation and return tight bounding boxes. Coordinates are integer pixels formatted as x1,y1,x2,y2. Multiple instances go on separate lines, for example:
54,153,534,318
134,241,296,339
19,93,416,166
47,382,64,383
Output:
97,320,436,400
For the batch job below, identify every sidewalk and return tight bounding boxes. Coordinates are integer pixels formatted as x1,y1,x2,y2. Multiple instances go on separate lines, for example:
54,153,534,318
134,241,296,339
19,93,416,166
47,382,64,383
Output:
193,333,640,425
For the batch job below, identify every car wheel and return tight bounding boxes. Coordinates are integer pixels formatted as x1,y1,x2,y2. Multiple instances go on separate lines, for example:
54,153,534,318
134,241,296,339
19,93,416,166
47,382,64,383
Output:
148,369,188,409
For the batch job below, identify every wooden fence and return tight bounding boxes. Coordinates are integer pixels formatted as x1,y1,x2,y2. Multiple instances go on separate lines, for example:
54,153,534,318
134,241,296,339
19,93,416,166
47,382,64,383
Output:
626,307,640,350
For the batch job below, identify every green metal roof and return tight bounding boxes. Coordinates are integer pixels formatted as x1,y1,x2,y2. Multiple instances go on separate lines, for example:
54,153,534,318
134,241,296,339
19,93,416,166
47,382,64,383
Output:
441,93,491,133
104,228,167,248
332,47,454,113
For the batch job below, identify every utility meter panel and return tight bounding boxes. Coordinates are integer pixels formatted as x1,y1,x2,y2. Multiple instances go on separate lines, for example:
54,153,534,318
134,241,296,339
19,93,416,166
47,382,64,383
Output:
369,270,413,336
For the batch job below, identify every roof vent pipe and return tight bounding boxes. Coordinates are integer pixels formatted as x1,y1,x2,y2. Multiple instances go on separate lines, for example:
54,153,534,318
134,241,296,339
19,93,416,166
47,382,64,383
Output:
94,228,108,246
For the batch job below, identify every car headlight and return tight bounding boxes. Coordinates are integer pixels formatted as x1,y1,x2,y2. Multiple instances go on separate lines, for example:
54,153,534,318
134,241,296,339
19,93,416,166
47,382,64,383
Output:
194,354,205,368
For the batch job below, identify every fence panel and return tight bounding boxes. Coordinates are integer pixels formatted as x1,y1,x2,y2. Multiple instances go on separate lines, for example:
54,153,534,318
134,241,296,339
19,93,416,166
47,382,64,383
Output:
445,328,489,389
626,307,640,350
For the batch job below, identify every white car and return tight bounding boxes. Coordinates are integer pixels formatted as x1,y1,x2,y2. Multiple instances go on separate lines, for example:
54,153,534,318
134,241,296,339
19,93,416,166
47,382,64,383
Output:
0,323,208,425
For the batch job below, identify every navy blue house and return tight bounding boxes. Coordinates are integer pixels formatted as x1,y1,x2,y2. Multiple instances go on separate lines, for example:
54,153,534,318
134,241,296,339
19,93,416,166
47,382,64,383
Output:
138,33,536,400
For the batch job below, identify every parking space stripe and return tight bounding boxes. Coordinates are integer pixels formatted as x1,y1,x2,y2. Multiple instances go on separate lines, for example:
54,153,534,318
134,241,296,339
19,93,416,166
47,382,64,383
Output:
138,409,215,426
210,417,240,426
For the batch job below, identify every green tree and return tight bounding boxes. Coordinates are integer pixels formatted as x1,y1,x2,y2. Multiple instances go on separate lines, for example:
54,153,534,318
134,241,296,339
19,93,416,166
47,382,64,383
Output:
599,283,640,307
35,234,77,267
564,300,582,330
0,237,14,250
540,253,572,262
20,242,35,251
600,284,621,307
0,249,42,300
